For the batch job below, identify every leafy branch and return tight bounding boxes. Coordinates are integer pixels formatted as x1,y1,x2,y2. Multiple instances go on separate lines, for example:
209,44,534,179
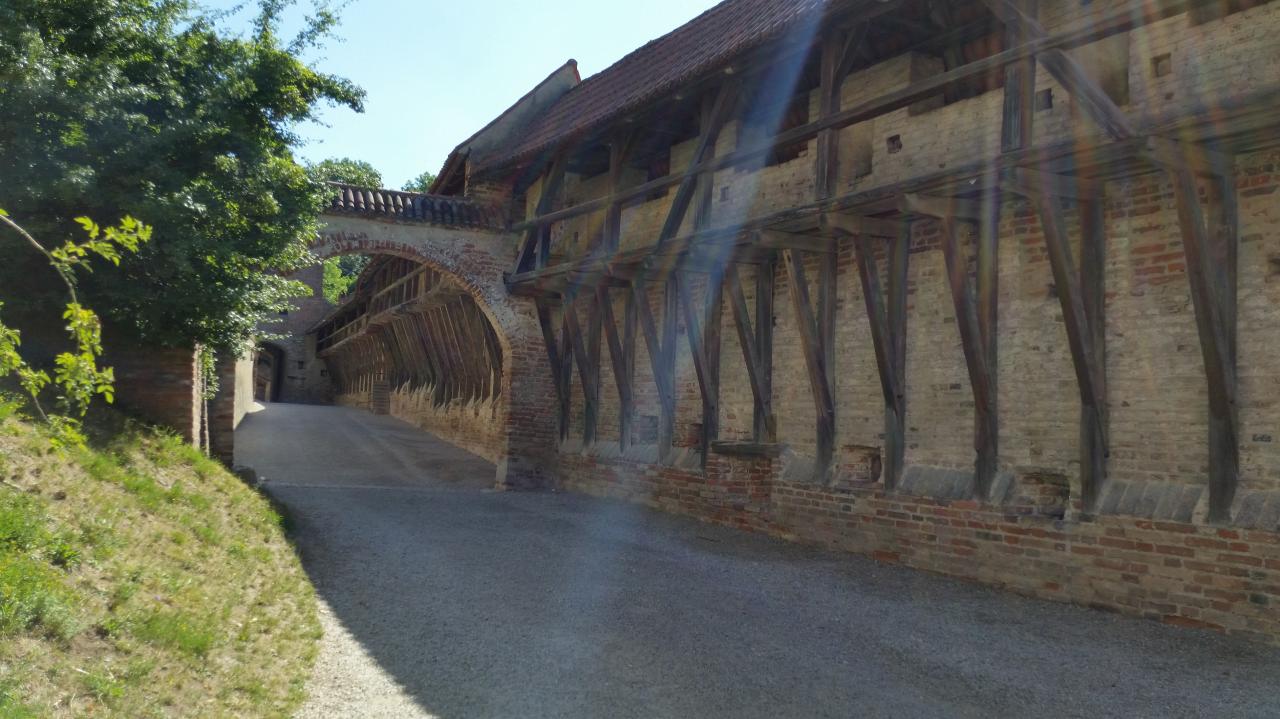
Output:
0,210,151,445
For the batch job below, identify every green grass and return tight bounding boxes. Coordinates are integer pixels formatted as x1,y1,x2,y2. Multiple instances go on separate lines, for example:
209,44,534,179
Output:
0,396,320,716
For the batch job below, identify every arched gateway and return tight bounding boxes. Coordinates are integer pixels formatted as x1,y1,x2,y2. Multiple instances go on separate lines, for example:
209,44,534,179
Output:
295,184,558,490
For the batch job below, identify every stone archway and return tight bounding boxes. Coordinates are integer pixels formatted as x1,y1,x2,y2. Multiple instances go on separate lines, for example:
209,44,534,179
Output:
311,213,558,490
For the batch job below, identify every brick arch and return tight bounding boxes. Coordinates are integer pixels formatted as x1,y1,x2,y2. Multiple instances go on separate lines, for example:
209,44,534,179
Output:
313,214,558,489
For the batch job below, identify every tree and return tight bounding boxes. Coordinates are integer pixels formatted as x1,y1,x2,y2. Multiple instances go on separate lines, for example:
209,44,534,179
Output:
310,157,384,189
0,210,151,445
0,0,364,354
401,171,437,193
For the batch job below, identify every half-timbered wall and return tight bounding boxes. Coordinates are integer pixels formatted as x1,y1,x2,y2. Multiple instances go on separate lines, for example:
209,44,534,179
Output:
491,0,1280,640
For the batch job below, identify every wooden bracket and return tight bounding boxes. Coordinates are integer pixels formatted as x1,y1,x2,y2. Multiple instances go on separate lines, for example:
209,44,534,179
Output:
782,249,837,477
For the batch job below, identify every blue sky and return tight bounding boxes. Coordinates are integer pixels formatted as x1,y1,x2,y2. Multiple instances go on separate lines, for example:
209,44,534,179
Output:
205,0,721,189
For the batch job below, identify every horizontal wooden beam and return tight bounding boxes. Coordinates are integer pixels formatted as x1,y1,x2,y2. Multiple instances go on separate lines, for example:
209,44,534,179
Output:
1002,167,1105,199
1141,136,1236,178
511,0,1208,234
901,193,983,221
823,213,903,238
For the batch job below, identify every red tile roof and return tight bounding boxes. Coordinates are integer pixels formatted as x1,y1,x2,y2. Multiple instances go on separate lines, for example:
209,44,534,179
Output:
471,0,849,173
324,183,504,230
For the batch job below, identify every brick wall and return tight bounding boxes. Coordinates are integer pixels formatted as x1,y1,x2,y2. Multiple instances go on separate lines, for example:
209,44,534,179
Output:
106,342,201,445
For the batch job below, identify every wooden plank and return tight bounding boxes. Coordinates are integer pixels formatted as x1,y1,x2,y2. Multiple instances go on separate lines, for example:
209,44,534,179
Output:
622,288,638,449
661,276,679,454
703,271,724,457
782,249,836,476
816,29,846,200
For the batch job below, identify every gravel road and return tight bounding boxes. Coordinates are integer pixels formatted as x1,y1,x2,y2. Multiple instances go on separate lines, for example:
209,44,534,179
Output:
236,403,1280,719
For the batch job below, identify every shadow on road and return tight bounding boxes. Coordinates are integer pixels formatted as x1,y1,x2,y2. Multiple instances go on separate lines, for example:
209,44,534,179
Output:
238,404,1280,719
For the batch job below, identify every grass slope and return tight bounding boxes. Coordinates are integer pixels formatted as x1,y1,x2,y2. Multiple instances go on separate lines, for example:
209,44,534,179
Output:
0,397,319,717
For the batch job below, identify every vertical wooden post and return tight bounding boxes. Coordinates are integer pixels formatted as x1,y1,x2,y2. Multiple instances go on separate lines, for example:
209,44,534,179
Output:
755,255,776,442
886,224,910,489
783,250,837,477
1078,197,1108,511
1000,0,1037,153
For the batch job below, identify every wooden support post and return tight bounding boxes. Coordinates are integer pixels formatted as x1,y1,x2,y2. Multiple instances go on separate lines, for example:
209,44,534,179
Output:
816,28,846,201
755,255,777,441
605,131,637,253
516,154,570,273
853,225,910,490
600,286,635,451
783,249,837,477
1032,193,1109,511
886,223,910,489
725,265,773,443
659,80,740,245
633,278,677,459
981,0,1134,140
1170,166,1239,522
535,299,570,441
565,298,601,446
939,217,999,497
1000,0,1037,152
976,184,1001,498
1078,197,1108,511
677,274,717,460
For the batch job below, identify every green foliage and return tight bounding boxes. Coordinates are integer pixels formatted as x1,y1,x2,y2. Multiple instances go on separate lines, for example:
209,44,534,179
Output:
309,157,384,188
0,212,150,445
402,170,438,193
0,0,364,353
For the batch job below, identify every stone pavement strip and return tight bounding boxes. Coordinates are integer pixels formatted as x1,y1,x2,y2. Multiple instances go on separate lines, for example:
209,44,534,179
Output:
235,403,1280,719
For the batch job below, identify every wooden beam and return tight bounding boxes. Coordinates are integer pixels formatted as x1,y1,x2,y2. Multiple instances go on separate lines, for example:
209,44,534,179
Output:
816,28,846,201
939,218,998,497
854,238,900,484
659,80,740,244
516,153,570,272
980,0,1135,140
677,274,717,459
633,277,677,458
604,130,638,252
901,193,983,221
1002,167,1105,200
823,213,903,239
886,223,910,490
782,249,836,477
564,298,600,445
1000,0,1037,152
599,286,633,451
725,265,772,442
512,0,1200,235
1142,136,1235,178
1169,167,1240,523
1078,197,1109,512
535,299,569,440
